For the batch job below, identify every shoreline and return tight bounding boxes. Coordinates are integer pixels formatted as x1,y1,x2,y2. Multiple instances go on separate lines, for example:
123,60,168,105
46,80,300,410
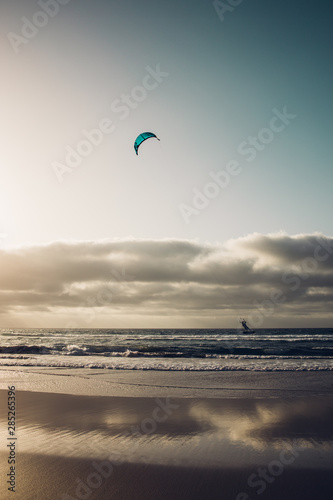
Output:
1,366,333,398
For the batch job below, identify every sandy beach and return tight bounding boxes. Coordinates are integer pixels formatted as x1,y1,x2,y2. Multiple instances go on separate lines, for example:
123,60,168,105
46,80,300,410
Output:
1,369,333,499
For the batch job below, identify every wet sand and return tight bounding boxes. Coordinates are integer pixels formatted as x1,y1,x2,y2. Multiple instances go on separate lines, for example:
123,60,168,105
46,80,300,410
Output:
0,370,333,499
1,453,332,500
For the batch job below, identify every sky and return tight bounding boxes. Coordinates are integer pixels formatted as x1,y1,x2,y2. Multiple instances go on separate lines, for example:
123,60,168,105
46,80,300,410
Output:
0,0,332,327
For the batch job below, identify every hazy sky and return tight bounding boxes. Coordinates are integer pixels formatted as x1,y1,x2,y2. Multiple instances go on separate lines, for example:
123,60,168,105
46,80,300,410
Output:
0,0,332,327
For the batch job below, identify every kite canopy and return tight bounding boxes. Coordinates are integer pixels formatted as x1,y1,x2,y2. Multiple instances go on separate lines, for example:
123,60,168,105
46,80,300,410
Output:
134,132,159,155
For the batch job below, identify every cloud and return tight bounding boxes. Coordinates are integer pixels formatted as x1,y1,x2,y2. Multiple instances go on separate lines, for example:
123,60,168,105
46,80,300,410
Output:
0,233,332,326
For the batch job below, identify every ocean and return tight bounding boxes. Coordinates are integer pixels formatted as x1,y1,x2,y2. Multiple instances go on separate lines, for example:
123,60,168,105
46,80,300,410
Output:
1,328,333,372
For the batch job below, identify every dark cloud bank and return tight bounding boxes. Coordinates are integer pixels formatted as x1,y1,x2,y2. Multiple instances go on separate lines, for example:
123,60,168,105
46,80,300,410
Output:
1,233,332,326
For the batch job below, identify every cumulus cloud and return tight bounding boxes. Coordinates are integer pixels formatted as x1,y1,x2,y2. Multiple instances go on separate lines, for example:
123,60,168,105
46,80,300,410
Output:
0,233,332,326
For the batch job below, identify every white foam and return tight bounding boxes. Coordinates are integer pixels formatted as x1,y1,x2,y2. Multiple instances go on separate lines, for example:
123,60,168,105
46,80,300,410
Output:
0,354,333,371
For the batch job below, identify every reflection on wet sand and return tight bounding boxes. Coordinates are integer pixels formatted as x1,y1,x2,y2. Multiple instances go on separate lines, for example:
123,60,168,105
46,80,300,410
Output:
189,397,333,451
1,390,333,500
2,391,332,469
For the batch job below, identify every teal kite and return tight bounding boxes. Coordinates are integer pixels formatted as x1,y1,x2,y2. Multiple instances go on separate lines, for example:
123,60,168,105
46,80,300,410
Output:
134,132,160,155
